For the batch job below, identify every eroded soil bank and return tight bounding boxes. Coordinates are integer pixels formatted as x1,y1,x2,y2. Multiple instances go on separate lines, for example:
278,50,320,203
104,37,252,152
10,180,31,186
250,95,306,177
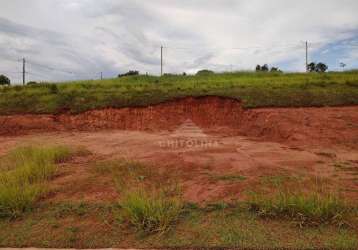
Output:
0,96,357,147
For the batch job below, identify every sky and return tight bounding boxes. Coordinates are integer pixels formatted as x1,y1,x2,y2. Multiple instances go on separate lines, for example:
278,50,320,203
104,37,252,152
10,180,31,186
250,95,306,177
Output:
0,0,358,83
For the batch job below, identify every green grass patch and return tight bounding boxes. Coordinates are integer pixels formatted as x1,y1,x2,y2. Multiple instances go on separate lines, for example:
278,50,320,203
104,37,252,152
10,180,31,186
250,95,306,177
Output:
0,200,357,249
261,174,302,187
93,159,183,234
92,159,156,189
1,71,358,115
248,188,351,226
120,188,184,234
213,174,247,182
0,146,73,218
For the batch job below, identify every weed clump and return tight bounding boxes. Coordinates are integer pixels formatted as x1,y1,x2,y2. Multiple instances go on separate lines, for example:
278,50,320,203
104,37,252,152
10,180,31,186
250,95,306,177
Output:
249,189,350,226
0,146,72,218
120,188,183,234
94,159,184,234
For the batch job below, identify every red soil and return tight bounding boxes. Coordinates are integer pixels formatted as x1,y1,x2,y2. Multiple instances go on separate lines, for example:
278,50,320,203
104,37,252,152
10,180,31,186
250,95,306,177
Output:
0,96,357,147
0,96,357,204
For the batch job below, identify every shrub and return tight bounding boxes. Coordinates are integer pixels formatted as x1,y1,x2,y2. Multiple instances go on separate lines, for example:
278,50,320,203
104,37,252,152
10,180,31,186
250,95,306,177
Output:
0,75,10,86
196,69,215,75
120,188,183,234
118,70,139,78
49,84,59,94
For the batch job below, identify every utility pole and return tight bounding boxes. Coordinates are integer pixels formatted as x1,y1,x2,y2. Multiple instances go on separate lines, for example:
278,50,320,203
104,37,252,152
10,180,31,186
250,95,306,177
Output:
22,58,26,85
160,45,163,76
305,41,308,73
100,72,103,80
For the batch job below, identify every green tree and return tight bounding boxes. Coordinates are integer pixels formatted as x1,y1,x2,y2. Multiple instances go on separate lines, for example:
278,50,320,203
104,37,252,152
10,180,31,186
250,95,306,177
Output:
0,75,10,85
118,70,139,78
270,67,282,72
307,62,316,72
261,64,269,72
316,62,328,73
196,69,214,75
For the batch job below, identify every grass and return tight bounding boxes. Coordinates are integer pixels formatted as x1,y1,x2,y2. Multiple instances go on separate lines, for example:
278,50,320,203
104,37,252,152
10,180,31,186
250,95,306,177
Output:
0,146,73,218
92,159,156,189
120,188,183,234
213,174,247,182
0,153,357,248
248,188,350,226
93,159,183,234
0,71,358,114
1,201,357,249
1,154,357,248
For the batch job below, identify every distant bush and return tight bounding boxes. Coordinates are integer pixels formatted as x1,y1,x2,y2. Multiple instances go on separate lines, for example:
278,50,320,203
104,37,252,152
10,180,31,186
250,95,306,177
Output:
316,62,328,73
0,75,10,86
196,69,215,75
49,84,59,94
308,62,328,73
261,64,269,72
256,64,281,72
270,67,282,72
27,81,38,85
118,70,139,78
163,73,178,76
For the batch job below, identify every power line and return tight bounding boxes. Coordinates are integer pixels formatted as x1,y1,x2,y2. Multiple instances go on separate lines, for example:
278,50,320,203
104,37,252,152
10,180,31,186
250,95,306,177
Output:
27,61,76,75
27,60,102,80
164,42,306,51
0,71,22,74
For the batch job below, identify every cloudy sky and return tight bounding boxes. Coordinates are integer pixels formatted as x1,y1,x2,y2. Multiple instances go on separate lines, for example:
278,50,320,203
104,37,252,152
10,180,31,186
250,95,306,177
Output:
0,0,358,83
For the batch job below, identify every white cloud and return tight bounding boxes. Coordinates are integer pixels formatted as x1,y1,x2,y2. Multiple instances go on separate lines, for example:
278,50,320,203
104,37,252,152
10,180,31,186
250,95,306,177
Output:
0,0,357,83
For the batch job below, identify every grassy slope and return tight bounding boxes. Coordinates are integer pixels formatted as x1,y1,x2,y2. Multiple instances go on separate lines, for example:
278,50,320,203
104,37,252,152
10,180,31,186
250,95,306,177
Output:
0,71,358,115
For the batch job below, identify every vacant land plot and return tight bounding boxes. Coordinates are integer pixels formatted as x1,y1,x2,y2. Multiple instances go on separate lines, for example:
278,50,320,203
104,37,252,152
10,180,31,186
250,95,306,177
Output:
0,123,357,248
0,73,358,249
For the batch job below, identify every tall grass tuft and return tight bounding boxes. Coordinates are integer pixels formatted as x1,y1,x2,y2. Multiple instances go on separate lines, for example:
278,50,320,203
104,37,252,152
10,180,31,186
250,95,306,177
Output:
0,146,72,218
249,189,349,226
120,188,183,234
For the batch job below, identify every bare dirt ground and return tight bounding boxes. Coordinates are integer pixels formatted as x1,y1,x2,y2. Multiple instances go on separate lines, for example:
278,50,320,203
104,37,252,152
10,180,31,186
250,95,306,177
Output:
0,128,357,204
0,97,357,204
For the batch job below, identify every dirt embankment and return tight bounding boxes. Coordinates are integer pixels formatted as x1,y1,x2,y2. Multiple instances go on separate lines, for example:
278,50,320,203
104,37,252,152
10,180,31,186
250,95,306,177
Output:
240,106,358,146
0,96,357,146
